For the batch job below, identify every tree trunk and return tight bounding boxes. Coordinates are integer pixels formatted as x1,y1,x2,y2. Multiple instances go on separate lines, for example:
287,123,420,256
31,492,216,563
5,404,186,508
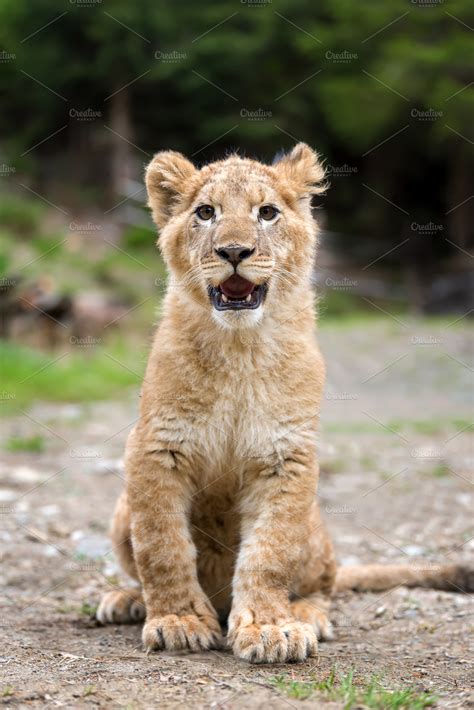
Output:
109,88,135,199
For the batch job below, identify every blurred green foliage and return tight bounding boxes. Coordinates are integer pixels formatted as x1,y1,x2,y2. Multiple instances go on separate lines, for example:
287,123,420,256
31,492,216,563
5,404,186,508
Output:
0,0,472,240
0,339,145,409
0,196,45,235
123,224,157,251
5,434,45,452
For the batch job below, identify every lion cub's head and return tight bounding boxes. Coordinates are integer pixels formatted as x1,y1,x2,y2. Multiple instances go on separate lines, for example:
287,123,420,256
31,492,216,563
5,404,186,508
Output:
146,143,325,329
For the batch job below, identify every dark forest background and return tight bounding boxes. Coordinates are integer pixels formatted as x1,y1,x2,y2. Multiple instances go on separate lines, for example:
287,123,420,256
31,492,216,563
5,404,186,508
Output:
0,0,472,407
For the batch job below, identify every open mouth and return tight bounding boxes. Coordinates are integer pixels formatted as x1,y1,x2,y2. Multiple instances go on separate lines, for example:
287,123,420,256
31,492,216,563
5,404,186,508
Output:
208,274,267,311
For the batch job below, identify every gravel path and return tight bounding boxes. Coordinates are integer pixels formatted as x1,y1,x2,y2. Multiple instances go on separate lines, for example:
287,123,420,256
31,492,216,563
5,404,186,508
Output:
1,320,472,708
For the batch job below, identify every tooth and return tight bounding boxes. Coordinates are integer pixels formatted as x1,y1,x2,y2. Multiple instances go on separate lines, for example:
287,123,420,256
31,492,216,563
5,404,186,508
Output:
245,294,252,302
221,294,228,302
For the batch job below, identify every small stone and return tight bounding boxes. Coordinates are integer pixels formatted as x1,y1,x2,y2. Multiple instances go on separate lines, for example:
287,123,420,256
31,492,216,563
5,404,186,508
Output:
402,545,425,557
0,489,16,502
41,546,59,557
24,527,44,542
60,404,83,419
39,504,60,517
72,531,109,558
47,522,70,538
2,465,45,485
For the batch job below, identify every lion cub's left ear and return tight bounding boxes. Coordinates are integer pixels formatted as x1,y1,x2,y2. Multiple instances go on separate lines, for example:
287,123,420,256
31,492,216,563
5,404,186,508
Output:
275,143,326,198
145,151,197,229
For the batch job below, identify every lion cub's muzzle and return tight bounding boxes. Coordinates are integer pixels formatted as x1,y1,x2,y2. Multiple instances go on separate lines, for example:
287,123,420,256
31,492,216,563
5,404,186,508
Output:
208,274,268,311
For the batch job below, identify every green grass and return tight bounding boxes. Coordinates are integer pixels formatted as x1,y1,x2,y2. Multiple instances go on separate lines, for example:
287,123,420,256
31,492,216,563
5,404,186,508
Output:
318,290,410,323
58,601,102,615
5,434,45,452
123,223,157,250
82,686,97,697
0,340,145,412
318,306,470,330
360,454,377,470
270,669,437,709
80,601,98,617
389,418,472,437
0,195,45,235
321,457,347,474
430,463,450,478
323,418,472,437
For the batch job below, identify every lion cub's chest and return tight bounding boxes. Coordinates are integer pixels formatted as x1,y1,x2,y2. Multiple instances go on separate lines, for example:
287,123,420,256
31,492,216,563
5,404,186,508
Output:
151,341,320,479
191,371,288,472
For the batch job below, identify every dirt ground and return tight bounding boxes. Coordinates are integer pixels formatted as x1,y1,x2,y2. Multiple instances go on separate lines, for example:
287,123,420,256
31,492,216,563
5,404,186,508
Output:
1,319,473,708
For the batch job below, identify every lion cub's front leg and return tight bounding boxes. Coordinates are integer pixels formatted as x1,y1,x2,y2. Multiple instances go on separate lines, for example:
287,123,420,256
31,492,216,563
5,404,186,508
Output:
127,446,221,653
228,455,319,663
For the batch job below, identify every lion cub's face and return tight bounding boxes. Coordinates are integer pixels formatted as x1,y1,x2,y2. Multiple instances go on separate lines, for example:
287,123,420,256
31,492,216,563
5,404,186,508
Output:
146,143,325,328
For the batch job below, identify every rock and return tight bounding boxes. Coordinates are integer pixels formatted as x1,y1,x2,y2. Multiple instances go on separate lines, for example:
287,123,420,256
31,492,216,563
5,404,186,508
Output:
0,489,16,502
41,546,59,557
103,559,120,577
456,493,471,507
39,504,60,517
402,545,426,557
60,405,83,419
1,465,45,486
47,521,70,538
72,531,110,558
340,555,361,566
24,527,45,542
92,458,124,475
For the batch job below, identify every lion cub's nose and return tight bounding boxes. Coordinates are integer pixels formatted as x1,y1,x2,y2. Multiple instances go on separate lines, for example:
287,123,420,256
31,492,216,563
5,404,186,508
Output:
215,246,255,267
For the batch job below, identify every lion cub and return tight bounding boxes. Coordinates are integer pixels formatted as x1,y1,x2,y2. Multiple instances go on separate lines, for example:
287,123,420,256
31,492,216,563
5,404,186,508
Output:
97,144,474,662
97,144,336,663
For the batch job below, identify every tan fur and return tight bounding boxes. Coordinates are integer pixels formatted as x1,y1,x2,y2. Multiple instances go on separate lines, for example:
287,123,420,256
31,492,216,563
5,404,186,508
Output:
96,144,472,663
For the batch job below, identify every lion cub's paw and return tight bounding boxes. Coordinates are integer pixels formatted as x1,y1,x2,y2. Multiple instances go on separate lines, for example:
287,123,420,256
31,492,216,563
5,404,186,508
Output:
96,588,145,624
229,618,318,663
290,598,334,641
142,613,222,653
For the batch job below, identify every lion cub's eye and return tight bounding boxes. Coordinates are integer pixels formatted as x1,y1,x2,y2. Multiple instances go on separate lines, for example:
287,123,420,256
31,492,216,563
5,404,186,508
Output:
259,205,279,221
196,204,215,221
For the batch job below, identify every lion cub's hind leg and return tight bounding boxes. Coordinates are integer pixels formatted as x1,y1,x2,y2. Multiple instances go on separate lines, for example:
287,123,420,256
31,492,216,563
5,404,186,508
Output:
97,587,145,624
290,515,337,642
290,594,334,641
97,492,145,625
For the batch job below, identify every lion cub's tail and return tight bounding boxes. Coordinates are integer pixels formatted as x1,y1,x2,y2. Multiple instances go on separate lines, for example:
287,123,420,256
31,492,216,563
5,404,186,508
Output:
335,562,473,594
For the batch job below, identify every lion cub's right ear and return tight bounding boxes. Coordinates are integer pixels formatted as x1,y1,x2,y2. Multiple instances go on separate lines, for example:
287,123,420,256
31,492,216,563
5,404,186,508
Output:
145,151,197,229
274,143,326,198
